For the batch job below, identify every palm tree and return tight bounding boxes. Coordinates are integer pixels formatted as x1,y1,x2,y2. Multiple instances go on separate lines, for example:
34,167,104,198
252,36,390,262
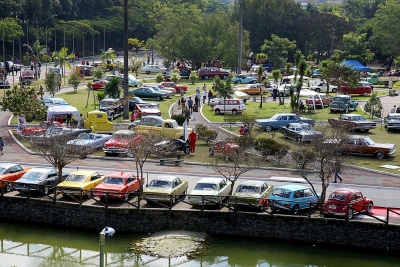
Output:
24,40,49,79
256,53,268,108
100,48,116,64
52,47,75,83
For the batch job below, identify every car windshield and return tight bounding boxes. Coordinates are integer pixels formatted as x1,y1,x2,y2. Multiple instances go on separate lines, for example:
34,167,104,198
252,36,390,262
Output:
53,99,67,104
272,188,291,198
194,183,217,191
100,101,114,107
389,116,400,120
65,174,86,182
23,171,44,180
329,193,347,201
300,124,312,130
362,137,375,145
148,180,172,188
0,167,6,174
103,177,124,185
76,133,93,140
236,185,259,194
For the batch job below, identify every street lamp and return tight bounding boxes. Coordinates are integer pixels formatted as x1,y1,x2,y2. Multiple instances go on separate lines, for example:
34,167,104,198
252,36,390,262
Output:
36,14,57,79
99,226,115,267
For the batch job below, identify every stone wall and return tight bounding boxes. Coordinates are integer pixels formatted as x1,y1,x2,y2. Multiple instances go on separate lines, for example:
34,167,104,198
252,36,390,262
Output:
1,196,399,251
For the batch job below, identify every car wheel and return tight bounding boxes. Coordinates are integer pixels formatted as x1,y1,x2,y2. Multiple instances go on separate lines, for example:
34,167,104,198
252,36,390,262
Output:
332,88,338,93
215,109,221,115
232,110,238,115
237,80,241,84
264,125,273,132
315,88,321,93
366,203,373,214
88,189,93,197
375,151,385,160
363,92,369,96
296,136,301,142
283,133,288,139
335,149,343,156
44,186,49,195
110,113,114,121
292,205,300,215
183,146,190,154
124,191,130,201
156,96,162,101
6,183,12,192
345,107,349,113
146,71,150,74
209,148,215,156
172,195,176,205
204,75,209,80
364,129,369,132
347,208,353,220
252,80,257,84
222,75,227,80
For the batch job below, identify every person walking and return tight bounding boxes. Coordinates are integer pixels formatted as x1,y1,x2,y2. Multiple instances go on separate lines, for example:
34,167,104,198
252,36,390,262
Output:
391,105,397,113
333,158,343,183
207,90,213,105
78,114,84,129
192,103,198,120
202,83,206,92
183,107,190,125
201,89,207,105
181,97,186,112
195,86,200,94
187,97,193,114
188,129,197,153
194,94,199,106
0,137,4,155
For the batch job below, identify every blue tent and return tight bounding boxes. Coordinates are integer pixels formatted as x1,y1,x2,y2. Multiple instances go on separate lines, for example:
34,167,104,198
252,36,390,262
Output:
341,60,370,72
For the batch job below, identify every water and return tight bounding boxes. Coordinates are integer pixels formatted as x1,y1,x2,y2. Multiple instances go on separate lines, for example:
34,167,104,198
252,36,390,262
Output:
0,219,398,267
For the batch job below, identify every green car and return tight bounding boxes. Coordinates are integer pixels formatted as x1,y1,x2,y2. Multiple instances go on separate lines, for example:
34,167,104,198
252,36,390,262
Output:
143,175,188,204
129,87,167,101
229,180,274,210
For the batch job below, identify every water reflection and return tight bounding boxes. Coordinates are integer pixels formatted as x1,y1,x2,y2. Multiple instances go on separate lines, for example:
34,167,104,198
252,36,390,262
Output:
0,219,399,267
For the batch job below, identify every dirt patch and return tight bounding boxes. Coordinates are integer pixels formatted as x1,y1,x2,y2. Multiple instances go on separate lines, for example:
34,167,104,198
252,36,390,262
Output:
131,230,207,258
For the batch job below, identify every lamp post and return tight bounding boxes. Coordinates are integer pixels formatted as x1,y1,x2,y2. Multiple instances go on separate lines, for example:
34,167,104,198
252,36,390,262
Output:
99,227,115,267
237,0,243,75
36,14,57,79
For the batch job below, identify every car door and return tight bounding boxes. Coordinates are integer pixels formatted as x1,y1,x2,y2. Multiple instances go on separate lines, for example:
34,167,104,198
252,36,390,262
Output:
173,177,184,195
293,190,306,209
286,124,297,140
303,188,317,208
46,169,59,186
126,176,136,192
8,165,24,181
352,192,364,212
277,115,288,128
220,180,231,196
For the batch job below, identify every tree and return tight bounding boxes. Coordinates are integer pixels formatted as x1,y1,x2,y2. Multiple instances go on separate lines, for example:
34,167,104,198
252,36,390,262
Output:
364,94,383,118
256,53,267,108
335,32,374,64
129,56,145,77
128,38,145,55
321,60,360,93
24,40,49,79
291,126,354,204
294,59,307,112
1,87,47,123
105,77,121,98
52,47,75,85
68,69,82,93
272,69,280,84
260,34,296,70
101,48,117,63
44,71,58,97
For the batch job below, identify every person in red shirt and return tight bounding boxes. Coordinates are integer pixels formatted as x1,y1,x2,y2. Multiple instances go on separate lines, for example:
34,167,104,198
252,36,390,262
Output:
188,130,197,153
56,115,64,124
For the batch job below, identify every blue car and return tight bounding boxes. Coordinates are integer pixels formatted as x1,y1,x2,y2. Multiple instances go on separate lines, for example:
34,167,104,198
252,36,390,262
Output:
254,113,315,132
232,75,257,84
268,185,318,214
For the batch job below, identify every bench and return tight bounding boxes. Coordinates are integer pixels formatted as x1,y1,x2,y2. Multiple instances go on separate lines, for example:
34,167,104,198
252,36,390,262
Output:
159,158,184,166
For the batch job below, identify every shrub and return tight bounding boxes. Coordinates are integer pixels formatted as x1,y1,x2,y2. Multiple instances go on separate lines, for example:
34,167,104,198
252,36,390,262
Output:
156,73,164,83
232,135,255,150
254,138,289,157
105,77,121,98
189,70,199,84
170,72,181,84
171,114,186,126
92,66,105,79
96,91,107,102
199,129,218,145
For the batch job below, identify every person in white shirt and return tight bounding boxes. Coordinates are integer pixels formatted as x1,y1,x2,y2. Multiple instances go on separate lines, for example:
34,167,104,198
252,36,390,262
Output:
201,89,207,105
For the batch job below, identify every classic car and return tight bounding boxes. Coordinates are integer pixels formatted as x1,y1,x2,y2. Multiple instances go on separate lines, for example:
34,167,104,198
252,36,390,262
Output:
13,167,68,195
0,80,10,88
232,75,257,84
135,104,161,118
141,84,172,98
129,115,164,129
188,177,232,207
228,180,274,210
134,119,191,139
198,67,230,80
160,82,188,92
233,91,250,103
93,171,144,201
142,83,177,94
305,93,332,108
310,82,338,93
42,97,69,107
0,163,31,191
322,188,373,220
99,98,124,120
67,133,113,150
57,170,105,197
213,99,246,115
254,113,315,132
155,138,191,155
278,122,323,142
325,135,395,160
90,79,108,90
21,121,62,137
339,82,372,96
329,95,358,113
77,65,92,76
19,71,36,84
30,126,91,144
103,130,142,156
236,84,268,95
124,96,159,111
84,110,114,134
267,185,319,214
129,87,168,101
328,114,376,132
143,175,188,204
209,140,240,157
140,64,167,74
104,74,139,87
384,113,400,131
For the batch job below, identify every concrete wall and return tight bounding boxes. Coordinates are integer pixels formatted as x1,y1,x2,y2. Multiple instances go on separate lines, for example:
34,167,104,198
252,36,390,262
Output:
1,196,399,251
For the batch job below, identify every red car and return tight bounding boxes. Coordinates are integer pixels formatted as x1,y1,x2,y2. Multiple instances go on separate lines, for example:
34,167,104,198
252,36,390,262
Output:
338,82,372,96
198,67,230,80
160,82,188,92
90,79,108,90
0,163,31,191
209,140,240,156
21,121,62,137
305,94,332,108
103,130,143,156
322,188,373,220
93,171,144,200
135,103,161,118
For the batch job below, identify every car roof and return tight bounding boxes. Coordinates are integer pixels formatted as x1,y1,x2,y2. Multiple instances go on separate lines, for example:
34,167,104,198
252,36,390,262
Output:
273,113,298,116
68,170,99,176
197,177,225,184
152,175,178,182
275,184,310,191
342,114,363,117
288,122,309,127
26,167,54,173
141,115,162,119
347,135,367,139
105,171,134,178
238,180,266,186
331,188,360,194
101,98,118,101
0,163,19,168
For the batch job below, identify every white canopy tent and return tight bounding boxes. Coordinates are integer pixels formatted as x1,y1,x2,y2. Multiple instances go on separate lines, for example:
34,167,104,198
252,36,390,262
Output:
47,105,80,123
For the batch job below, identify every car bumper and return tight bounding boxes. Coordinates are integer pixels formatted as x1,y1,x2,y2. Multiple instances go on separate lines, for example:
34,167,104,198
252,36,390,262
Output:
103,148,128,154
321,210,347,217
144,194,171,202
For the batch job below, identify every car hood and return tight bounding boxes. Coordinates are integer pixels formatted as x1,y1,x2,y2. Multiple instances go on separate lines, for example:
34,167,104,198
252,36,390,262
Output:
143,188,172,194
15,178,43,185
371,143,395,149
139,108,160,113
95,184,124,191
298,130,322,135
189,189,219,196
58,181,85,188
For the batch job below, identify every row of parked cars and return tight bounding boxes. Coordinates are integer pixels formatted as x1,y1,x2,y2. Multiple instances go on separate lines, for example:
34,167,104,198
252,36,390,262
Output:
0,162,373,219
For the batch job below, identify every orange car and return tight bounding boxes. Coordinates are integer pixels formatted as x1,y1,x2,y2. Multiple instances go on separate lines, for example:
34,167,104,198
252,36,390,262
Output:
236,84,267,95
0,163,31,191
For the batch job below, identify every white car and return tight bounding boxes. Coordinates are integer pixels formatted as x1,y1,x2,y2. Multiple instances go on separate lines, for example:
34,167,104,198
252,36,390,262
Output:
188,177,232,207
311,82,338,93
213,99,245,115
142,83,177,94
140,65,167,74
141,85,172,98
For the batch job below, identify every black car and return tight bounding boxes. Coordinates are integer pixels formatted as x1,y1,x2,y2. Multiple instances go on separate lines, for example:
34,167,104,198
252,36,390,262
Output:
99,98,124,120
0,80,10,88
180,68,191,79
155,138,190,154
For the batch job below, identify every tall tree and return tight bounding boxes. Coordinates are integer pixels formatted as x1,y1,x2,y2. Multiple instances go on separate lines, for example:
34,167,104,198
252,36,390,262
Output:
260,35,296,70
256,53,267,108
321,60,360,94
335,32,374,64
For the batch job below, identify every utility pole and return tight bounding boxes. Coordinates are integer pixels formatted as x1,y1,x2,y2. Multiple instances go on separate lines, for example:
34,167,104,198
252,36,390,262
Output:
123,0,129,120
237,0,243,75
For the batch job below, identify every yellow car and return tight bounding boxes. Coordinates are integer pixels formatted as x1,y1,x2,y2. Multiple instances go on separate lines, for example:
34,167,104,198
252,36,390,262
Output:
236,84,266,95
143,175,188,204
228,180,274,210
57,170,105,197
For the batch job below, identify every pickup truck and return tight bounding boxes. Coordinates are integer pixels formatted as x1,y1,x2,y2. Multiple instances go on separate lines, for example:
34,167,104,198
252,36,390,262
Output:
84,110,114,134
134,119,192,139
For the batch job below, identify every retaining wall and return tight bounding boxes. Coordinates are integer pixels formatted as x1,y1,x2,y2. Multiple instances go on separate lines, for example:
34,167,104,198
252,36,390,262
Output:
1,196,399,251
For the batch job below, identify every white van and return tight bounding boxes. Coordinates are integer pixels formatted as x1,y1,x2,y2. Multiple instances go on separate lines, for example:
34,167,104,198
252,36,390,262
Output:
213,99,245,115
